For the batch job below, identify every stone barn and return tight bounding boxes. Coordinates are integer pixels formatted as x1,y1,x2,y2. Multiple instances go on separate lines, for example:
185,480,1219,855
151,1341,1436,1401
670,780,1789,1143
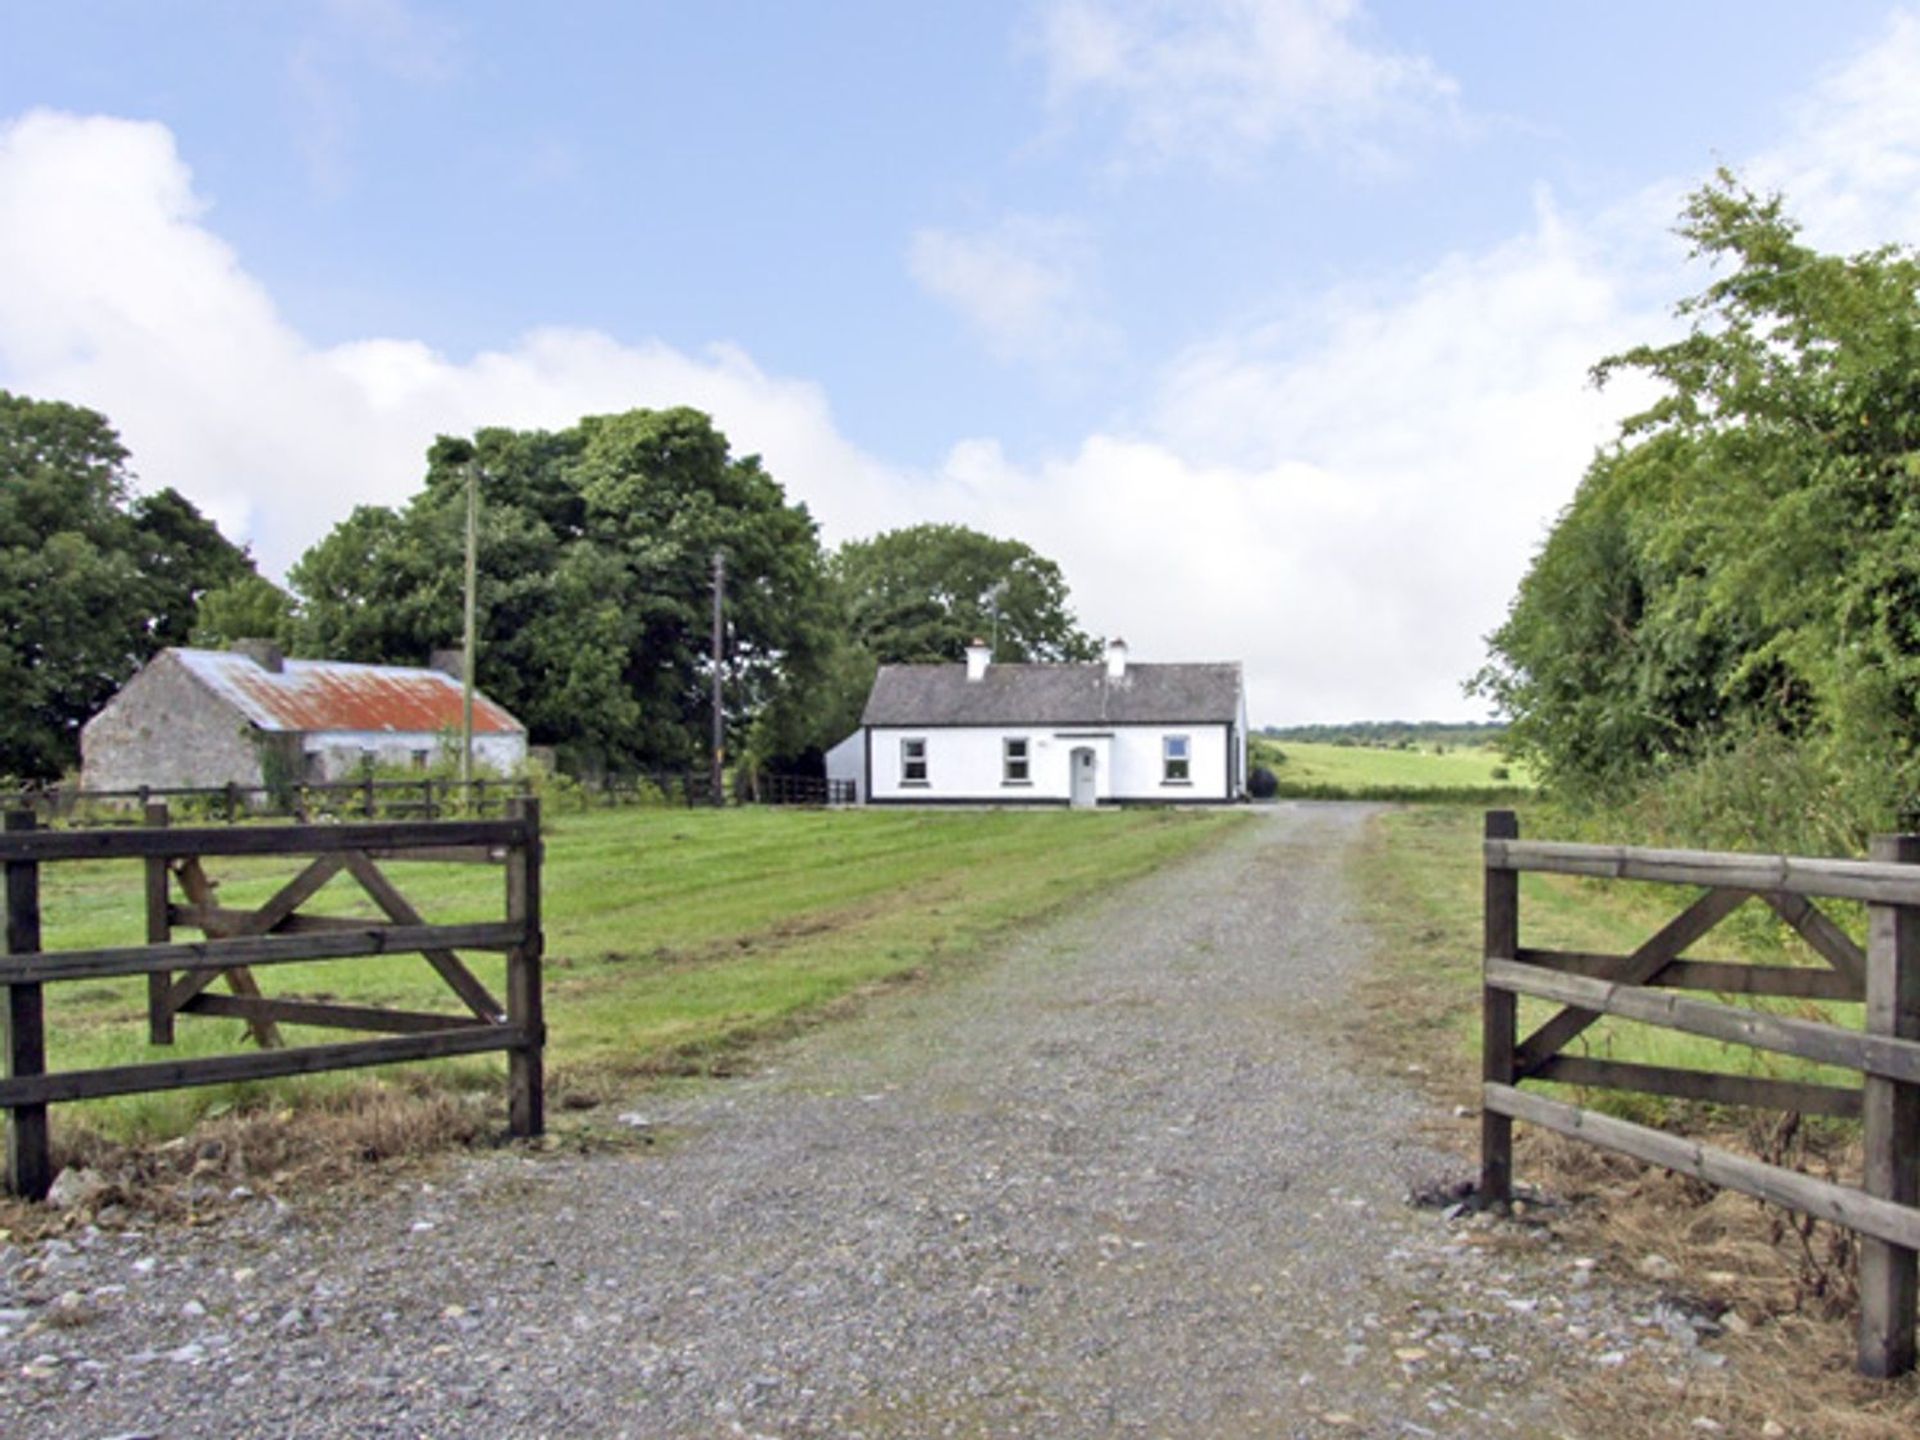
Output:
81,641,528,791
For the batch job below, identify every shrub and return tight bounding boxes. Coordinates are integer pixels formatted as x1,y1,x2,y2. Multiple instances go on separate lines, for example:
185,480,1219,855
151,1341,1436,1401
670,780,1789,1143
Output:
1248,765,1279,800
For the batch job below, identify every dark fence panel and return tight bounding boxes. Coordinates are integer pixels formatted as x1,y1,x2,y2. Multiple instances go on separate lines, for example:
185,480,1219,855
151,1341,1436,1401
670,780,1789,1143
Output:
2,802,544,1201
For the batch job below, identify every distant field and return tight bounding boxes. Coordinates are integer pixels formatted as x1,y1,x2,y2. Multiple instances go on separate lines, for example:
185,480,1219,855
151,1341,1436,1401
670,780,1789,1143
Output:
28,805,1241,1142
1251,738,1532,797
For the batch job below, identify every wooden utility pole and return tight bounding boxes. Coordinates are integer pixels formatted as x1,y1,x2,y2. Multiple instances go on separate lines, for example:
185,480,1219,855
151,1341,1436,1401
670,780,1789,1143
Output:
710,550,725,807
461,460,479,798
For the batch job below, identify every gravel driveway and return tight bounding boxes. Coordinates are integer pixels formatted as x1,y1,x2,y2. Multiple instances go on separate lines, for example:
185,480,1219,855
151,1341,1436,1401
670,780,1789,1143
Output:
3,804,1722,1438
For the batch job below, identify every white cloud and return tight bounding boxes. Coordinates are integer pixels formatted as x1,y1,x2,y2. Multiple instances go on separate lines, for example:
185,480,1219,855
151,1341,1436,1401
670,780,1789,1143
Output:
1752,9,1920,251
0,110,904,579
1031,0,1461,171
288,0,464,195
926,199,1664,721
6,9,1920,727
908,215,1114,368
322,0,464,86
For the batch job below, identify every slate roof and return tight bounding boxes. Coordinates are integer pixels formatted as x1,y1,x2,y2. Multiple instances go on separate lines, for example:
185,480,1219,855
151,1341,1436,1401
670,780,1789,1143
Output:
170,649,524,736
862,661,1242,727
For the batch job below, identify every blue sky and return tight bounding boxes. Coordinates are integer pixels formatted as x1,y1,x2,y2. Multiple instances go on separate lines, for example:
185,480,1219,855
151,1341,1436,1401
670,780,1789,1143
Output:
3,2,1918,722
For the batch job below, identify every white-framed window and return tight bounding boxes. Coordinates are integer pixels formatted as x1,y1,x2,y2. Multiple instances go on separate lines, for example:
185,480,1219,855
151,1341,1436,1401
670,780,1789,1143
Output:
901,736,929,784
1163,734,1191,783
1003,736,1030,784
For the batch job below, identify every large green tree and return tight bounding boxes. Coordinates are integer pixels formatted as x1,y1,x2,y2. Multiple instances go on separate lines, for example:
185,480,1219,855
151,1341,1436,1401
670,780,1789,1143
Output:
290,407,838,772
1475,173,1920,824
0,390,257,778
833,522,1099,666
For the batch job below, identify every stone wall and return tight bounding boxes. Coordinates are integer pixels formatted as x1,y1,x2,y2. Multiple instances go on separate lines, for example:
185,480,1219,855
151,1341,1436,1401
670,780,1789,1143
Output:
79,653,266,791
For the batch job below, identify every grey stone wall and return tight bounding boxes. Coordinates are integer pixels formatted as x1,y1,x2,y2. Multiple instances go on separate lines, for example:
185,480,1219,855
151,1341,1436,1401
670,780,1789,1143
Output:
80,653,266,791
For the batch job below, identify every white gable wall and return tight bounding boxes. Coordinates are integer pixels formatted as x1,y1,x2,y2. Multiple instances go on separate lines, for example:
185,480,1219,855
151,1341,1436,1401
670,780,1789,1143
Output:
824,730,867,801
867,723,1233,803
304,730,527,781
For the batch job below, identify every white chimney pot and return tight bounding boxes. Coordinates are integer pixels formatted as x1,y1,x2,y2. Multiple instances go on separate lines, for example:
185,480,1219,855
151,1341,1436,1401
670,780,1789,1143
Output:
1105,638,1128,680
965,639,991,682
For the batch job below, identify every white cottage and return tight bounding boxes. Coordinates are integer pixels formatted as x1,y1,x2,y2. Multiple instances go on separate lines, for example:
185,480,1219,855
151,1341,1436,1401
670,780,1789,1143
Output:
828,640,1248,807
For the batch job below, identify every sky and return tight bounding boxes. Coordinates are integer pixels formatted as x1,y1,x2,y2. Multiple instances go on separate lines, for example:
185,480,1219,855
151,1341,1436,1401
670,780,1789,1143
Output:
3,1,1920,726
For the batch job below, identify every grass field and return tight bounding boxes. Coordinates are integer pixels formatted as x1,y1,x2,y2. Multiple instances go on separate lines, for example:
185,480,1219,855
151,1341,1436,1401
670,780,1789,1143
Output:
1252,738,1532,799
28,805,1242,1143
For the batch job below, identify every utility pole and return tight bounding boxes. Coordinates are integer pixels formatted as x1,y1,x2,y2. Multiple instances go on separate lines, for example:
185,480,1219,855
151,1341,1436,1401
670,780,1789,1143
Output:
985,578,1008,660
710,549,725,807
461,459,479,799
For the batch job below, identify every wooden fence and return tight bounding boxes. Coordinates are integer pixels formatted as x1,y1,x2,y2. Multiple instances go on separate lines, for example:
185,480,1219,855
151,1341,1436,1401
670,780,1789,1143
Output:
6,770,850,827
2,777,532,827
2,800,544,1201
1480,810,1920,1378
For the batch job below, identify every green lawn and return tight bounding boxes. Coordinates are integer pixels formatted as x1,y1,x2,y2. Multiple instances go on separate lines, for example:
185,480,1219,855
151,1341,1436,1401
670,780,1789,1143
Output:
1352,804,1863,1125
1253,739,1531,798
27,805,1241,1141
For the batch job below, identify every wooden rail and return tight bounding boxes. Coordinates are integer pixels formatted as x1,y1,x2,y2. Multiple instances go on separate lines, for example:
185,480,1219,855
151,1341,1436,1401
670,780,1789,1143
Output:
2,777,533,827
2,800,544,1202
1481,812,1920,1378
8,770,851,826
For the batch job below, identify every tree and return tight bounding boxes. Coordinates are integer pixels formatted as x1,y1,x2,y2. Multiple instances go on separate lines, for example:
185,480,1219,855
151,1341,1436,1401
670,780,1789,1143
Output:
833,523,1099,666
191,574,299,649
0,390,261,778
290,407,840,772
129,487,256,647
1474,173,1920,826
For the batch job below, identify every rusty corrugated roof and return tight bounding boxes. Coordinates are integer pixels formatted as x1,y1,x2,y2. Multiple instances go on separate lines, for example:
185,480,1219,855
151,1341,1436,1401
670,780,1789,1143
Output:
171,649,524,736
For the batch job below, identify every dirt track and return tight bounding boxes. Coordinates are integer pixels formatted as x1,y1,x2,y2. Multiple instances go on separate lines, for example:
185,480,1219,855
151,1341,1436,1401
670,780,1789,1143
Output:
2,804,1718,1437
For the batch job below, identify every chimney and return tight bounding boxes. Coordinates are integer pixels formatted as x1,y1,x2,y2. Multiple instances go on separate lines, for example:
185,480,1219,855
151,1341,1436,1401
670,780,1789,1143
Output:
965,638,991,682
430,648,467,681
231,638,284,674
1105,637,1128,680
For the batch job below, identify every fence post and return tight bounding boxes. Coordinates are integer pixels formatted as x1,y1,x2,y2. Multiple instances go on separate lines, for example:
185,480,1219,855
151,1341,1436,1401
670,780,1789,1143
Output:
1481,809,1520,1208
4,809,50,1200
225,781,240,824
144,802,174,1046
362,774,375,819
1860,833,1920,1378
505,797,544,1139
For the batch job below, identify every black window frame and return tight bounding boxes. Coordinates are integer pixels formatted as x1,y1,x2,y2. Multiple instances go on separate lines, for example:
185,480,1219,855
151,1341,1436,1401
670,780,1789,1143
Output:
1163,733,1192,784
900,736,929,785
1003,736,1031,785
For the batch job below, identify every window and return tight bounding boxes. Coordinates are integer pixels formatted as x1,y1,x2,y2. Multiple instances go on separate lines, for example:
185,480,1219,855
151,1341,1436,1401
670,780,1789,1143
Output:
901,736,929,784
1003,736,1030,784
411,749,431,771
1163,734,1191,783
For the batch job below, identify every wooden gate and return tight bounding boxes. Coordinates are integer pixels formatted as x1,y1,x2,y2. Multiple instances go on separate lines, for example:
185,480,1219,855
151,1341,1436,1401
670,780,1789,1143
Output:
3,800,544,1201
1479,810,1920,1378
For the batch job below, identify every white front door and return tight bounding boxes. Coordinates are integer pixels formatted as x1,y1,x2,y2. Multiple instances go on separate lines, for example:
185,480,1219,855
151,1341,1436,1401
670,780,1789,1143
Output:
1070,746,1097,809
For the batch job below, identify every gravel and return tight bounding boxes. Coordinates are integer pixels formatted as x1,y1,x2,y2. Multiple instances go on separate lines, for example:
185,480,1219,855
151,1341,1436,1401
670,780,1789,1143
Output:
2,803,1731,1438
